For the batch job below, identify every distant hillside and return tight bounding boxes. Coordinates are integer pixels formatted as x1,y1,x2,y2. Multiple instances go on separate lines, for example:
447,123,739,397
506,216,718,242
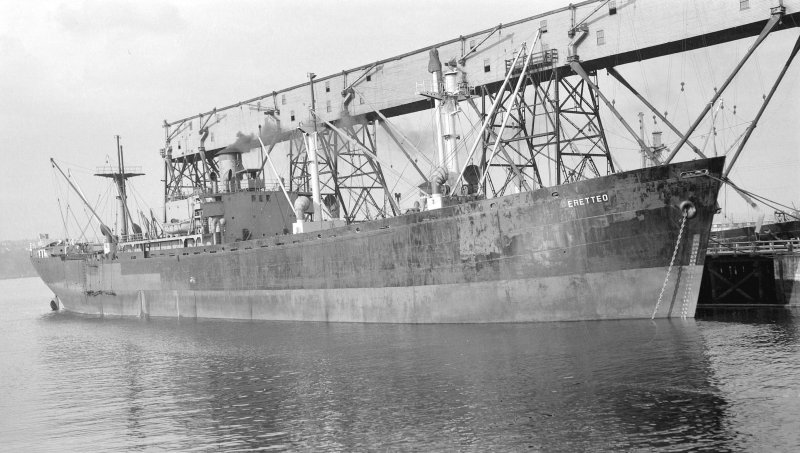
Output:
0,240,37,280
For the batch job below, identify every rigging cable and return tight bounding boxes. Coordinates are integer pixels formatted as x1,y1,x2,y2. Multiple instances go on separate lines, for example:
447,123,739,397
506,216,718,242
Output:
51,166,70,239
56,197,68,239
72,194,103,243
707,175,800,221
695,1,717,87
629,5,653,112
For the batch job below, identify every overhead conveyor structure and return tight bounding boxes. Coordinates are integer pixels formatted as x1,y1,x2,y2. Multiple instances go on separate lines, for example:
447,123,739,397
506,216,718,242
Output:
162,0,800,222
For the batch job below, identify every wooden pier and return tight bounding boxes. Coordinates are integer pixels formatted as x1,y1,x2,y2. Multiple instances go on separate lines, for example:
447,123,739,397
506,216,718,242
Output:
699,239,800,307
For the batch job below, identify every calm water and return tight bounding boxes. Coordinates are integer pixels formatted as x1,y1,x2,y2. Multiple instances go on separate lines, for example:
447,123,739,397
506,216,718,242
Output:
1,278,799,452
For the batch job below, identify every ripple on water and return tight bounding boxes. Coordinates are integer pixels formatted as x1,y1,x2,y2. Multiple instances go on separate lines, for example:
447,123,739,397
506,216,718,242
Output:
2,279,800,451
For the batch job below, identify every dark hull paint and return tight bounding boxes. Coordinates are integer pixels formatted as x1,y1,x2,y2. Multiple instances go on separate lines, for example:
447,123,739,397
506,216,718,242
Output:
32,158,725,323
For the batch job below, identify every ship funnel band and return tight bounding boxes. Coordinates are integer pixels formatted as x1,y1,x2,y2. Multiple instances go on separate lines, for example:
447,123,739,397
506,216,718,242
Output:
679,200,697,219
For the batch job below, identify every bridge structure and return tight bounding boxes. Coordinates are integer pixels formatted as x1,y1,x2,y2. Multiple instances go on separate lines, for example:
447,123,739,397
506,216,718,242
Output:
161,0,800,222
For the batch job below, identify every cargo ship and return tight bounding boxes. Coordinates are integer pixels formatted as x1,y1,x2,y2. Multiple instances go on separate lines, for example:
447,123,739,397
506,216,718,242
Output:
31,153,724,322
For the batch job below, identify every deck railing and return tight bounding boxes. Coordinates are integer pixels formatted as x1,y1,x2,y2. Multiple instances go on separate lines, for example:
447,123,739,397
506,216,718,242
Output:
707,239,800,257
95,166,143,174
167,179,285,202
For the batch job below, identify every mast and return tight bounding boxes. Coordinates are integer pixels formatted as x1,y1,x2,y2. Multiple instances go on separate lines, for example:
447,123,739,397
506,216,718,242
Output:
116,135,129,236
428,49,446,173
442,69,460,184
95,136,143,239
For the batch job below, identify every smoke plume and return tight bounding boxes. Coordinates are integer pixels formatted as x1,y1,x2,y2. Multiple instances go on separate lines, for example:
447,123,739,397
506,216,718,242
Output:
224,120,281,153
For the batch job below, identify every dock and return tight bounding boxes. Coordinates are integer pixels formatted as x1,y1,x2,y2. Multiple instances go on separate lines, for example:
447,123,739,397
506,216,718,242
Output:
699,239,800,308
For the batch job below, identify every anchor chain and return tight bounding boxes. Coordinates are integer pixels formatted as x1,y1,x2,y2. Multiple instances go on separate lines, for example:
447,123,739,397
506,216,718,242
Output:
651,212,688,319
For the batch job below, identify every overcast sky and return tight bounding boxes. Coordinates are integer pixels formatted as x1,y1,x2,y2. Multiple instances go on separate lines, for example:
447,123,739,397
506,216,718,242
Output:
1,0,799,241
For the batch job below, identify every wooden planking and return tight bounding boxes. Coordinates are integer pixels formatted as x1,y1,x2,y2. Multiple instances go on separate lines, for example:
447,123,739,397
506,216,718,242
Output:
169,0,800,157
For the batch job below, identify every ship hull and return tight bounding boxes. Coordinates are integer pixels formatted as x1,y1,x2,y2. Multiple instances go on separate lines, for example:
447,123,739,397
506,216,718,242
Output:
32,158,724,323
33,265,704,322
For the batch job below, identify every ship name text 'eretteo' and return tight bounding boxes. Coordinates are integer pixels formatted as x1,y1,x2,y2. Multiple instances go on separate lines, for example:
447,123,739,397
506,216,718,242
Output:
566,193,609,208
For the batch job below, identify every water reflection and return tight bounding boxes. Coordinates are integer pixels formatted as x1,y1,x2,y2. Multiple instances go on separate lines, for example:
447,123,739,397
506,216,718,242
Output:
698,309,800,452
29,316,745,451
6,278,798,451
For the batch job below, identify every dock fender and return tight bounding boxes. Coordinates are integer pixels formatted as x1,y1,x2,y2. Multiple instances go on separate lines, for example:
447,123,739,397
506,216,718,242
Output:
679,200,697,219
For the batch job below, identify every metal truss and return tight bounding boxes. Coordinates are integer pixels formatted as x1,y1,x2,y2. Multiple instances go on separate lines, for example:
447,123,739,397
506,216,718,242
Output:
162,113,223,207
287,132,311,195
473,50,615,198
162,151,217,201
553,71,615,184
289,122,398,223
